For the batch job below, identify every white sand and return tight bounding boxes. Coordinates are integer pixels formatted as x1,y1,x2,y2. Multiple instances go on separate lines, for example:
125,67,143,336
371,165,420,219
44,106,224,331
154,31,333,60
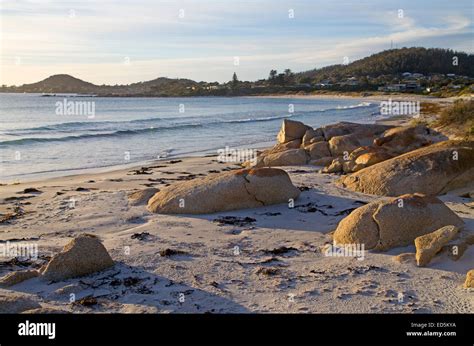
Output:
0,155,472,313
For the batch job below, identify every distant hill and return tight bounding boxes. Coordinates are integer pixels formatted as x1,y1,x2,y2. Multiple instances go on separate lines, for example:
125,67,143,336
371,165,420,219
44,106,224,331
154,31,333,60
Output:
7,74,199,96
126,77,199,96
296,47,474,82
17,74,99,94
2,47,472,96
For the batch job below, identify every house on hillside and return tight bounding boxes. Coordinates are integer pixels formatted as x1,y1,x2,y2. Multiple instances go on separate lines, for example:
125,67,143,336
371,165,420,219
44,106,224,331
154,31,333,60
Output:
338,77,359,87
378,84,406,92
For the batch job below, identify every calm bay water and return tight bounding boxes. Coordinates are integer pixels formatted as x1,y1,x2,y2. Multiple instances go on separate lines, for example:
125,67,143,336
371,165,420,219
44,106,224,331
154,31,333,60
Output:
0,93,381,181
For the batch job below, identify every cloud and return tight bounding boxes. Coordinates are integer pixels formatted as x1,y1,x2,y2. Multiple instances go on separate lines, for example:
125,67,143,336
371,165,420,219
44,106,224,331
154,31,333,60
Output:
0,0,472,85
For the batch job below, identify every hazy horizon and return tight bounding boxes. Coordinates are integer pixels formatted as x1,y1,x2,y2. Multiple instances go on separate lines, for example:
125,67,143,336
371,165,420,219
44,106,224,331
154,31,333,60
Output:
4,45,474,87
1,0,473,86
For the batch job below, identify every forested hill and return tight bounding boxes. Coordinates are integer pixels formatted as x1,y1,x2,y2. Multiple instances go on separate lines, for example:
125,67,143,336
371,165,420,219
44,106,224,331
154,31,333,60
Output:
296,47,474,82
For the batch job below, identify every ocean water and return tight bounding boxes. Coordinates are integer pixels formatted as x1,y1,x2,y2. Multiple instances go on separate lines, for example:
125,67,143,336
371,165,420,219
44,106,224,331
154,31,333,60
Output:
0,93,381,181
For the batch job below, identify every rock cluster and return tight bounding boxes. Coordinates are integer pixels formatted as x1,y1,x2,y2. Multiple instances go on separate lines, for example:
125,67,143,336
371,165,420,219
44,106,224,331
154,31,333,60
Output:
248,119,391,169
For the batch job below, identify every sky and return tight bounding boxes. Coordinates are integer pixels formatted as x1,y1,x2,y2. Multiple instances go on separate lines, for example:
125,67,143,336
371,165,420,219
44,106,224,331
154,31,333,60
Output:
1,0,473,85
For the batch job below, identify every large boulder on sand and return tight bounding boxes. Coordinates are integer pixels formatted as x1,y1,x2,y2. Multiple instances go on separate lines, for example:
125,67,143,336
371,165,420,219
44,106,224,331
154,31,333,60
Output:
147,168,300,214
373,125,441,155
257,149,308,167
264,139,302,156
42,234,114,282
306,141,331,159
355,151,393,166
339,140,474,196
348,146,375,160
277,119,310,143
249,140,305,167
415,225,459,266
302,128,324,146
322,122,391,141
276,139,302,151
328,134,361,156
333,194,464,251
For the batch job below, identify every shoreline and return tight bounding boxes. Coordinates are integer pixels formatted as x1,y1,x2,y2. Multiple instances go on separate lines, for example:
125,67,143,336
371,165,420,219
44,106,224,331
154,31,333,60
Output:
0,93,435,184
0,139,277,185
2,91,469,102
249,93,469,104
3,88,463,185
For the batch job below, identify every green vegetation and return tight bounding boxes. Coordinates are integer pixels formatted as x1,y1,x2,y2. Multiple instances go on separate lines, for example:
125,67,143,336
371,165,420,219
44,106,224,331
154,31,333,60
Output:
436,100,474,137
231,72,239,90
297,47,473,82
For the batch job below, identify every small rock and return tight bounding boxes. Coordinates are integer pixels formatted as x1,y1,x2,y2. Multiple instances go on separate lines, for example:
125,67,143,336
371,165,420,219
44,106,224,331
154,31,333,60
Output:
0,270,39,287
322,157,344,174
128,188,159,206
42,234,114,282
415,225,459,266
72,295,98,307
393,253,416,264
464,270,474,288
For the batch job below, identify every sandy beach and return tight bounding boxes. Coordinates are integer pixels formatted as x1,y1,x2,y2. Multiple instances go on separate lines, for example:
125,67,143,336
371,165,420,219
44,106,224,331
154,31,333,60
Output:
2,3,474,344
1,106,473,313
